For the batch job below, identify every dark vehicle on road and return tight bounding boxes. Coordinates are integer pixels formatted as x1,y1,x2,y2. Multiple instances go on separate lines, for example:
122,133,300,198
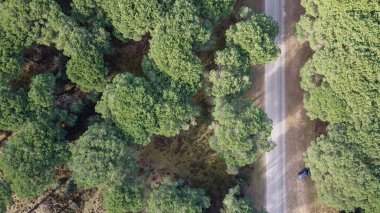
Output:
297,168,311,179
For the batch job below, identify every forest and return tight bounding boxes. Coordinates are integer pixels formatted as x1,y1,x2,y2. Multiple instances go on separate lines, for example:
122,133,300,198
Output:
297,0,380,212
0,0,279,212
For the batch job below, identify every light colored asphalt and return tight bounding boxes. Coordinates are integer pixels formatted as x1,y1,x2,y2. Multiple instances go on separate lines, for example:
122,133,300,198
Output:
264,0,287,213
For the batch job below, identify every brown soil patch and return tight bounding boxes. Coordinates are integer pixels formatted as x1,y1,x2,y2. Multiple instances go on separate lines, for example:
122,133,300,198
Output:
139,124,235,212
284,1,335,213
104,35,150,78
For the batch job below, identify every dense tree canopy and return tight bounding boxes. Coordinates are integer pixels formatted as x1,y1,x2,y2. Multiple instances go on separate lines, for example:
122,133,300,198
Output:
0,181,13,213
0,0,110,92
147,180,210,213
69,123,139,189
300,48,380,126
0,121,67,198
305,124,380,212
28,73,56,109
298,0,380,211
209,46,251,98
149,0,210,88
0,91,29,131
210,100,273,174
103,182,145,213
226,14,280,65
97,59,199,145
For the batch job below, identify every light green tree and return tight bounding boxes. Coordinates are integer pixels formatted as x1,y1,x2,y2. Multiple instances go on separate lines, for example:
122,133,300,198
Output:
103,181,145,213
0,91,29,131
226,14,280,65
221,186,256,213
0,121,67,198
210,100,273,174
69,123,139,189
0,181,13,213
147,180,210,213
28,73,56,109
305,124,380,212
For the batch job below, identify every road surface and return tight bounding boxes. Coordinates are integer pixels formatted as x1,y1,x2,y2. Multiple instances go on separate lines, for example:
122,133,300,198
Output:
264,0,287,213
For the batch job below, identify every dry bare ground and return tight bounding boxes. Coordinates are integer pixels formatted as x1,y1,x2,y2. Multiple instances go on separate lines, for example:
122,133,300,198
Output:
284,0,336,212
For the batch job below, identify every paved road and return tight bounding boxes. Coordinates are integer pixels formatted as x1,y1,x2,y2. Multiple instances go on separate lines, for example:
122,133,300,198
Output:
264,0,287,213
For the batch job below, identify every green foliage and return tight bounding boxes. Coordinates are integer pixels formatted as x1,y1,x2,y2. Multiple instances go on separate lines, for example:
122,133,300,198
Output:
142,57,199,135
199,0,235,24
210,100,273,174
65,52,107,93
209,47,251,98
226,14,280,65
221,186,254,213
149,0,210,88
97,63,199,145
0,91,29,131
305,124,380,212
0,0,110,93
100,0,166,41
300,48,380,126
147,180,210,213
0,121,67,198
298,2,380,211
0,181,13,213
70,0,108,25
96,73,156,145
69,123,139,189
103,182,145,213
0,29,24,83
28,73,56,109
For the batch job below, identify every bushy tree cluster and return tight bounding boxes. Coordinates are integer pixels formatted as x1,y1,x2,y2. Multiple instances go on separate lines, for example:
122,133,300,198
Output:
103,182,145,213
148,0,210,88
225,14,280,65
208,13,277,174
147,180,210,213
28,73,56,109
221,186,255,213
0,121,67,198
69,123,139,189
305,124,380,212
210,100,273,174
0,181,13,213
0,91,29,131
297,0,380,211
97,58,199,145
0,0,110,92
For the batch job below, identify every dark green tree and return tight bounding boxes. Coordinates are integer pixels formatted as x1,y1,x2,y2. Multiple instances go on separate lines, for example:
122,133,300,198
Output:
221,186,256,213
28,73,56,109
210,100,273,174
209,47,251,98
69,123,139,189
100,0,167,41
147,180,210,213
96,73,156,145
0,121,67,198
305,124,380,212
0,181,13,213
199,0,235,24
103,181,145,213
149,0,210,88
226,14,280,65
0,91,29,131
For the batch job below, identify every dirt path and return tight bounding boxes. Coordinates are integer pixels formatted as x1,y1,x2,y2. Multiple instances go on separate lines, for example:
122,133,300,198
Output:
283,1,336,213
283,1,315,212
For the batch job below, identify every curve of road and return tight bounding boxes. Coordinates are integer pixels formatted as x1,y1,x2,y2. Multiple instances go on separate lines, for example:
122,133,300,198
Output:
264,0,286,213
